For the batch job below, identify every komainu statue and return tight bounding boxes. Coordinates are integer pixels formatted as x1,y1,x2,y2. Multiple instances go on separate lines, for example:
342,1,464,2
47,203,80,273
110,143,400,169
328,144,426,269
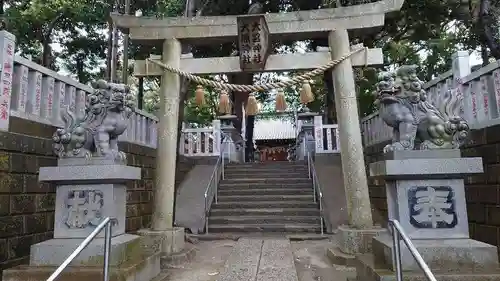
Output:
52,79,136,161
374,65,469,153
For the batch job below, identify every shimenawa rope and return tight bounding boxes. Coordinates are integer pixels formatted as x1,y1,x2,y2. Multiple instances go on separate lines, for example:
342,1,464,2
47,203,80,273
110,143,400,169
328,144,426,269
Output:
146,47,367,92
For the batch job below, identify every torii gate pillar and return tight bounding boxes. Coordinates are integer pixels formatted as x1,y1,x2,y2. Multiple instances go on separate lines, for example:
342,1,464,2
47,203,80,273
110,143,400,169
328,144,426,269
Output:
329,29,383,255
138,38,186,256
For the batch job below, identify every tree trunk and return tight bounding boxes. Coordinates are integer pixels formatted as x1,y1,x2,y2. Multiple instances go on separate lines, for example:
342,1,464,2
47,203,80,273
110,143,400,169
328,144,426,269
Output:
481,44,490,66
105,18,113,81
478,0,500,59
76,56,85,82
105,0,116,81
323,69,336,123
40,13,65,68
41,42,52,68
0,0,6,30
110,24,119,82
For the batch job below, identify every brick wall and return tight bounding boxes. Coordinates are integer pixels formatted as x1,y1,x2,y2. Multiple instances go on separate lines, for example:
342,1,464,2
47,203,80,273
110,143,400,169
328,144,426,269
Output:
364,124,500,249
0,117,194,277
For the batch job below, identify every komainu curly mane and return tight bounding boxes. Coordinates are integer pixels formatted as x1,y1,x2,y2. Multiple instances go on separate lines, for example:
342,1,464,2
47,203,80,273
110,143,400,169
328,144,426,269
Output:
52,79,136,161
374,65,469,152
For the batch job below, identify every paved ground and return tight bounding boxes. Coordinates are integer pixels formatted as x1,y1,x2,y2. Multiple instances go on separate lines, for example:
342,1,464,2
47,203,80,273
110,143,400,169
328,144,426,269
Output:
161,240,236,281
292,238,353,281
160,236,350,281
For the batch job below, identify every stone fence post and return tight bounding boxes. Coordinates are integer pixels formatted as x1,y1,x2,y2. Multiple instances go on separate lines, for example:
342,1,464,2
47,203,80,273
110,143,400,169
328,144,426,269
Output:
0,30,15,131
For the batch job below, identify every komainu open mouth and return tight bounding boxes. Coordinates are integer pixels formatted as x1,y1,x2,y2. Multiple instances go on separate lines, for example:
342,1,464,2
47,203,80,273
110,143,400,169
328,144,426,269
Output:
378,90,399,103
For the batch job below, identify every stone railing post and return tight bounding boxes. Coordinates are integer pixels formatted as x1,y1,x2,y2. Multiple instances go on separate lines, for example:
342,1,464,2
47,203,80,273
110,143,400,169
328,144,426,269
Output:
0,30,15,131
212,119,221,155
313,115,323,153
451,51,471,85
451,51,471,120
40,76,55,120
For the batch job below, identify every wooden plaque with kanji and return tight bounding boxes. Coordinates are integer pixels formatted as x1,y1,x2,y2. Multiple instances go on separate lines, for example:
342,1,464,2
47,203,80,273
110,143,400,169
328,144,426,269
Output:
237,15,270,72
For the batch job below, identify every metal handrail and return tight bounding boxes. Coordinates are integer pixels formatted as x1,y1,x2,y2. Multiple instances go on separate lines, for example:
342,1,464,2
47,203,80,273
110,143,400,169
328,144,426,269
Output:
389,220,437,281
306,152,324,235
46,217,115,281
204,138,226,234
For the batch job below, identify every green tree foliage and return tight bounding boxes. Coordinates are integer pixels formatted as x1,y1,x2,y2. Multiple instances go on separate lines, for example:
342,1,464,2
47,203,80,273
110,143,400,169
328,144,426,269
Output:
4,0,499,120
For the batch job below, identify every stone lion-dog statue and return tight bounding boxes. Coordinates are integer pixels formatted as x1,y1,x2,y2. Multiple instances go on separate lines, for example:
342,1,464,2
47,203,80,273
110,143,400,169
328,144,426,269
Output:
374,65,469,153
52,79,136,161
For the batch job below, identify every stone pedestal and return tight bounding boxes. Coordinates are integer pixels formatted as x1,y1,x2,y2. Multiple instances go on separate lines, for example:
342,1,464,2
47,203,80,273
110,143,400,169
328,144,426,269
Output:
354,150,500,281
2,158,161,281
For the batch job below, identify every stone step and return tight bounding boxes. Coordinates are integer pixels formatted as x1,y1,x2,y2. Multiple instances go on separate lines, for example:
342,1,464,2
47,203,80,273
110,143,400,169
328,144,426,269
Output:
209,215,320,224
225,161,305,168
217,194,314,202
211,201,318,209
224,172,308,179
221,178,312,185
207,223,321,233
210,207,320,217
188,232,331,241
217,188,313,196
224,167,309,173
224,166,307,171
218,182,312,189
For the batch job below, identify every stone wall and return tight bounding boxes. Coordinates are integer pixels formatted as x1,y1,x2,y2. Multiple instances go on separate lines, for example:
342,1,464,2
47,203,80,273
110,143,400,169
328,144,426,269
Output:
364,124,500,250
0,117,194,276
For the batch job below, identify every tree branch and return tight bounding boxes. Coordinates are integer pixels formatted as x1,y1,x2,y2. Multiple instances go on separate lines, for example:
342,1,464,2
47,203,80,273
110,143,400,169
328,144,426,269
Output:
40,11,66,67
477,0,500,59
392,45,427,66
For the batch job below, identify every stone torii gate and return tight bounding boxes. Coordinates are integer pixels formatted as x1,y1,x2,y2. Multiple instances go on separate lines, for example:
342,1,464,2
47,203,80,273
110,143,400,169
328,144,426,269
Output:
111,0,404,255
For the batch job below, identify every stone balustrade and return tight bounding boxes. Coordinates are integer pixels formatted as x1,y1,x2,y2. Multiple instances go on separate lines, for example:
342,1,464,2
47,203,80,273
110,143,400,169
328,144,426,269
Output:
313,116,340,154
179,120,221,156
361,51,500,147
2,41,158,148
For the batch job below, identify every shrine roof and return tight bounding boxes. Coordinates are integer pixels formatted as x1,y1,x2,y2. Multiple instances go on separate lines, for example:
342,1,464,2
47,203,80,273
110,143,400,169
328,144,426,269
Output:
254,118,296,140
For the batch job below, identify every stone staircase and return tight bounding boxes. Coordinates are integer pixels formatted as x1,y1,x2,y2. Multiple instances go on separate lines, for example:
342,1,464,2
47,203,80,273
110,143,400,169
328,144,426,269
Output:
207,161,322,233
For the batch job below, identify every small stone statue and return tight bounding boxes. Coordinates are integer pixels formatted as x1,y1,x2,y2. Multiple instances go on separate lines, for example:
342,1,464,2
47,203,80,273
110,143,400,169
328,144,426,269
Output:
52,79,136,161
373,65,469,153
